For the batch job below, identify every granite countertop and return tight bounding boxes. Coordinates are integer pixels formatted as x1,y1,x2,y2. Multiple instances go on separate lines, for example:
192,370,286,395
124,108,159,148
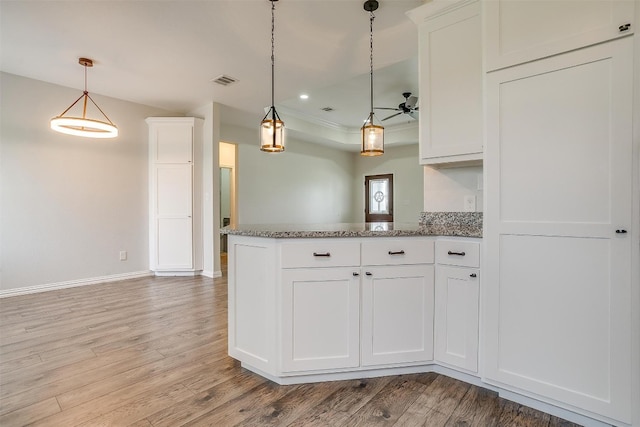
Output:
221,212,482,238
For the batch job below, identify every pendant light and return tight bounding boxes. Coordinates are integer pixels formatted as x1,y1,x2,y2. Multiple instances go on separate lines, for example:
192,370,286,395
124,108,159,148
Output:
260,0,285,152
50,58,118,139
361,0,384,156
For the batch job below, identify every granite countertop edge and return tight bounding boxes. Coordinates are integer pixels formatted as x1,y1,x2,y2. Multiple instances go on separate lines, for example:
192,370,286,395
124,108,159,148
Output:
221,213,483,239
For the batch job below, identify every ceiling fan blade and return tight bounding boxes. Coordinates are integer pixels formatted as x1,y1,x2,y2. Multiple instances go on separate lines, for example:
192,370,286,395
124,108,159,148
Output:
408,111,419,120
405,96,418,109
374,107,400,111
382,112,403,121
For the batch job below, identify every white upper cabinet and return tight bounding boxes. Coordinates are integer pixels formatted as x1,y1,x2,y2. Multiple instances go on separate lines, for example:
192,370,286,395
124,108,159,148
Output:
153,122,193,163
409,0,483,165
485,0,635,71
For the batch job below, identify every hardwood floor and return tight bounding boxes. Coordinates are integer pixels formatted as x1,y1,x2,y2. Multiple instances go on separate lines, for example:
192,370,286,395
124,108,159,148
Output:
0,263,581,426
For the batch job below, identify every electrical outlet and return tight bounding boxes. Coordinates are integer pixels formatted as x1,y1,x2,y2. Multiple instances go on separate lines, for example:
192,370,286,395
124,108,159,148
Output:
119,251,127,261
464,195,476,212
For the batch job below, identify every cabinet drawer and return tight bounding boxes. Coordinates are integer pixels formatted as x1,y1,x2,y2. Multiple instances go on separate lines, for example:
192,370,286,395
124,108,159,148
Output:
281,241,360,268
435,240,480,268
361,239,434,266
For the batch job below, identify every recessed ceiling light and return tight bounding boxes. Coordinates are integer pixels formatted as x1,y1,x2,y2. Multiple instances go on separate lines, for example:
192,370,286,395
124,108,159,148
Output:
299,94,309,100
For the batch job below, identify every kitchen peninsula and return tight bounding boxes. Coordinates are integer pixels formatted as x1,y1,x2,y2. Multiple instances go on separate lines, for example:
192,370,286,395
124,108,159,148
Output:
222,213,482,385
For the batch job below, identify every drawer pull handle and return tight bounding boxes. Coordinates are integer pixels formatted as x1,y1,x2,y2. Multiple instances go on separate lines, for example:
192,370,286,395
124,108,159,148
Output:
365,272,373,276
313,252,331,257
615,229,627,234
353,272,360,277
388,250,405,255
447,251,466,256
470,273,477,278
619,23,631,32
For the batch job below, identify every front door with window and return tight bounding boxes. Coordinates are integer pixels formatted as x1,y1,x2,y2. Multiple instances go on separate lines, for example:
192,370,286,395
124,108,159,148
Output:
365,174,393,223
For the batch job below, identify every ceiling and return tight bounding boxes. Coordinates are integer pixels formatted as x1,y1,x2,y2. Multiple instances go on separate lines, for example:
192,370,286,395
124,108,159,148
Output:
0,0,424,149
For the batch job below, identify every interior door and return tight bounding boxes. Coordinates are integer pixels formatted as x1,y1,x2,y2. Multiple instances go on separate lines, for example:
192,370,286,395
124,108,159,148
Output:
365,174,393,223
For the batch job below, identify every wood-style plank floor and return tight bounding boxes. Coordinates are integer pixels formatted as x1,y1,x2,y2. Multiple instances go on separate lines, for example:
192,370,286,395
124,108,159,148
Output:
0,260,582,427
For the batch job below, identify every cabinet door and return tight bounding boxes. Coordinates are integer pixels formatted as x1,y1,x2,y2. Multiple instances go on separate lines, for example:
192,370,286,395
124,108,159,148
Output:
484,38,633,423
153,123,193,163
156,217,193,269
361,265,434,366
281,268,360,372
434,266,478,373
419,0,482,164
485,0,635,71
153,164,193,270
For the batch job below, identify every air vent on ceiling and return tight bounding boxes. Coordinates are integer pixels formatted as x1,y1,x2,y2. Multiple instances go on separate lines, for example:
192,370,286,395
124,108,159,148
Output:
321,107,335,112
211,75,238,86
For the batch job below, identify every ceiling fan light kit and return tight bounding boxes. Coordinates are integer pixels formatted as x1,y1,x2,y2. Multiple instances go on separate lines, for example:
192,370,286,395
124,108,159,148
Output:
260,0,285,153
50,58,118,139
361,0,384,157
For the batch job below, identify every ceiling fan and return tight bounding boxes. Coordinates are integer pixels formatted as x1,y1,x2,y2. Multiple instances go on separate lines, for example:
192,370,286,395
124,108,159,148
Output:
375,92,419,121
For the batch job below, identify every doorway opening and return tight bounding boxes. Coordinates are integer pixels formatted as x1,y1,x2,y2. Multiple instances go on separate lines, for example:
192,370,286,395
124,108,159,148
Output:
219,142,237,264
365,173,393,223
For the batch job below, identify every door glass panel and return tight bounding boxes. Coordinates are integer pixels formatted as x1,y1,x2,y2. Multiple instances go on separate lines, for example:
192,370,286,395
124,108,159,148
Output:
369,178,389,214
365,174,393,223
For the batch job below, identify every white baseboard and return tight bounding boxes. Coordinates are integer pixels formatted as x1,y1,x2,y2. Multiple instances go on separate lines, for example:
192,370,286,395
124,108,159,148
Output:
153,271,200,277
0,270,153,298
201,270,223,278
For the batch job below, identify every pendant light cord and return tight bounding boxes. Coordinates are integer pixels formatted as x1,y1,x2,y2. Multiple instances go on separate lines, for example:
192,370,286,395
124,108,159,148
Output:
369,11,374,117
82,63,89,120
54,61,115,126
271,0,276,122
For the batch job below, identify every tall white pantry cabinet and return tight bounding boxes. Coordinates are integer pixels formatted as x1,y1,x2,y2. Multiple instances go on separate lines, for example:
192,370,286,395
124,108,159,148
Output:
411,0,638,426
147,117,204,275
483,1,637,426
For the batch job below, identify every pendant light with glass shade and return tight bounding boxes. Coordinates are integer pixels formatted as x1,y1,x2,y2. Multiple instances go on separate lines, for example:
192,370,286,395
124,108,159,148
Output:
361,0,383,156
50,58,118,139
260,0,285,152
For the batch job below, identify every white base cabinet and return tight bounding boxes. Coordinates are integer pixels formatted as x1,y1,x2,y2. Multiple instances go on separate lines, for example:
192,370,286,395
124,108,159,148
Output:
434,265,479,372
281,267,360,372
228,235,452,380
361,265,434,366
434,240,480,373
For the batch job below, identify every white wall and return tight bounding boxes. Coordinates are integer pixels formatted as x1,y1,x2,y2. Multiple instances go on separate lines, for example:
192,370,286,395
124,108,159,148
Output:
188,103,219,277
1,72,176,291
221,124,356,224
423,165,483,212
353,144,424,223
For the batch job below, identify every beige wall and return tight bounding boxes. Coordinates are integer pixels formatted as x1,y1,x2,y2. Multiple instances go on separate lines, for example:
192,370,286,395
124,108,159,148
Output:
353,144,424,223
1,72,176,291
221,124,357,224
423,165,484,212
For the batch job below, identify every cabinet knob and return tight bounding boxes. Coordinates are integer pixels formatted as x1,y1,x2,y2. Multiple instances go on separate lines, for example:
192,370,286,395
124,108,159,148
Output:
365,272,372,276
470,273,477,278
353,272,360,277
615,229,627,234
388,250,405,255
447,251,466,256
313,252,331,257
619,23,631,32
